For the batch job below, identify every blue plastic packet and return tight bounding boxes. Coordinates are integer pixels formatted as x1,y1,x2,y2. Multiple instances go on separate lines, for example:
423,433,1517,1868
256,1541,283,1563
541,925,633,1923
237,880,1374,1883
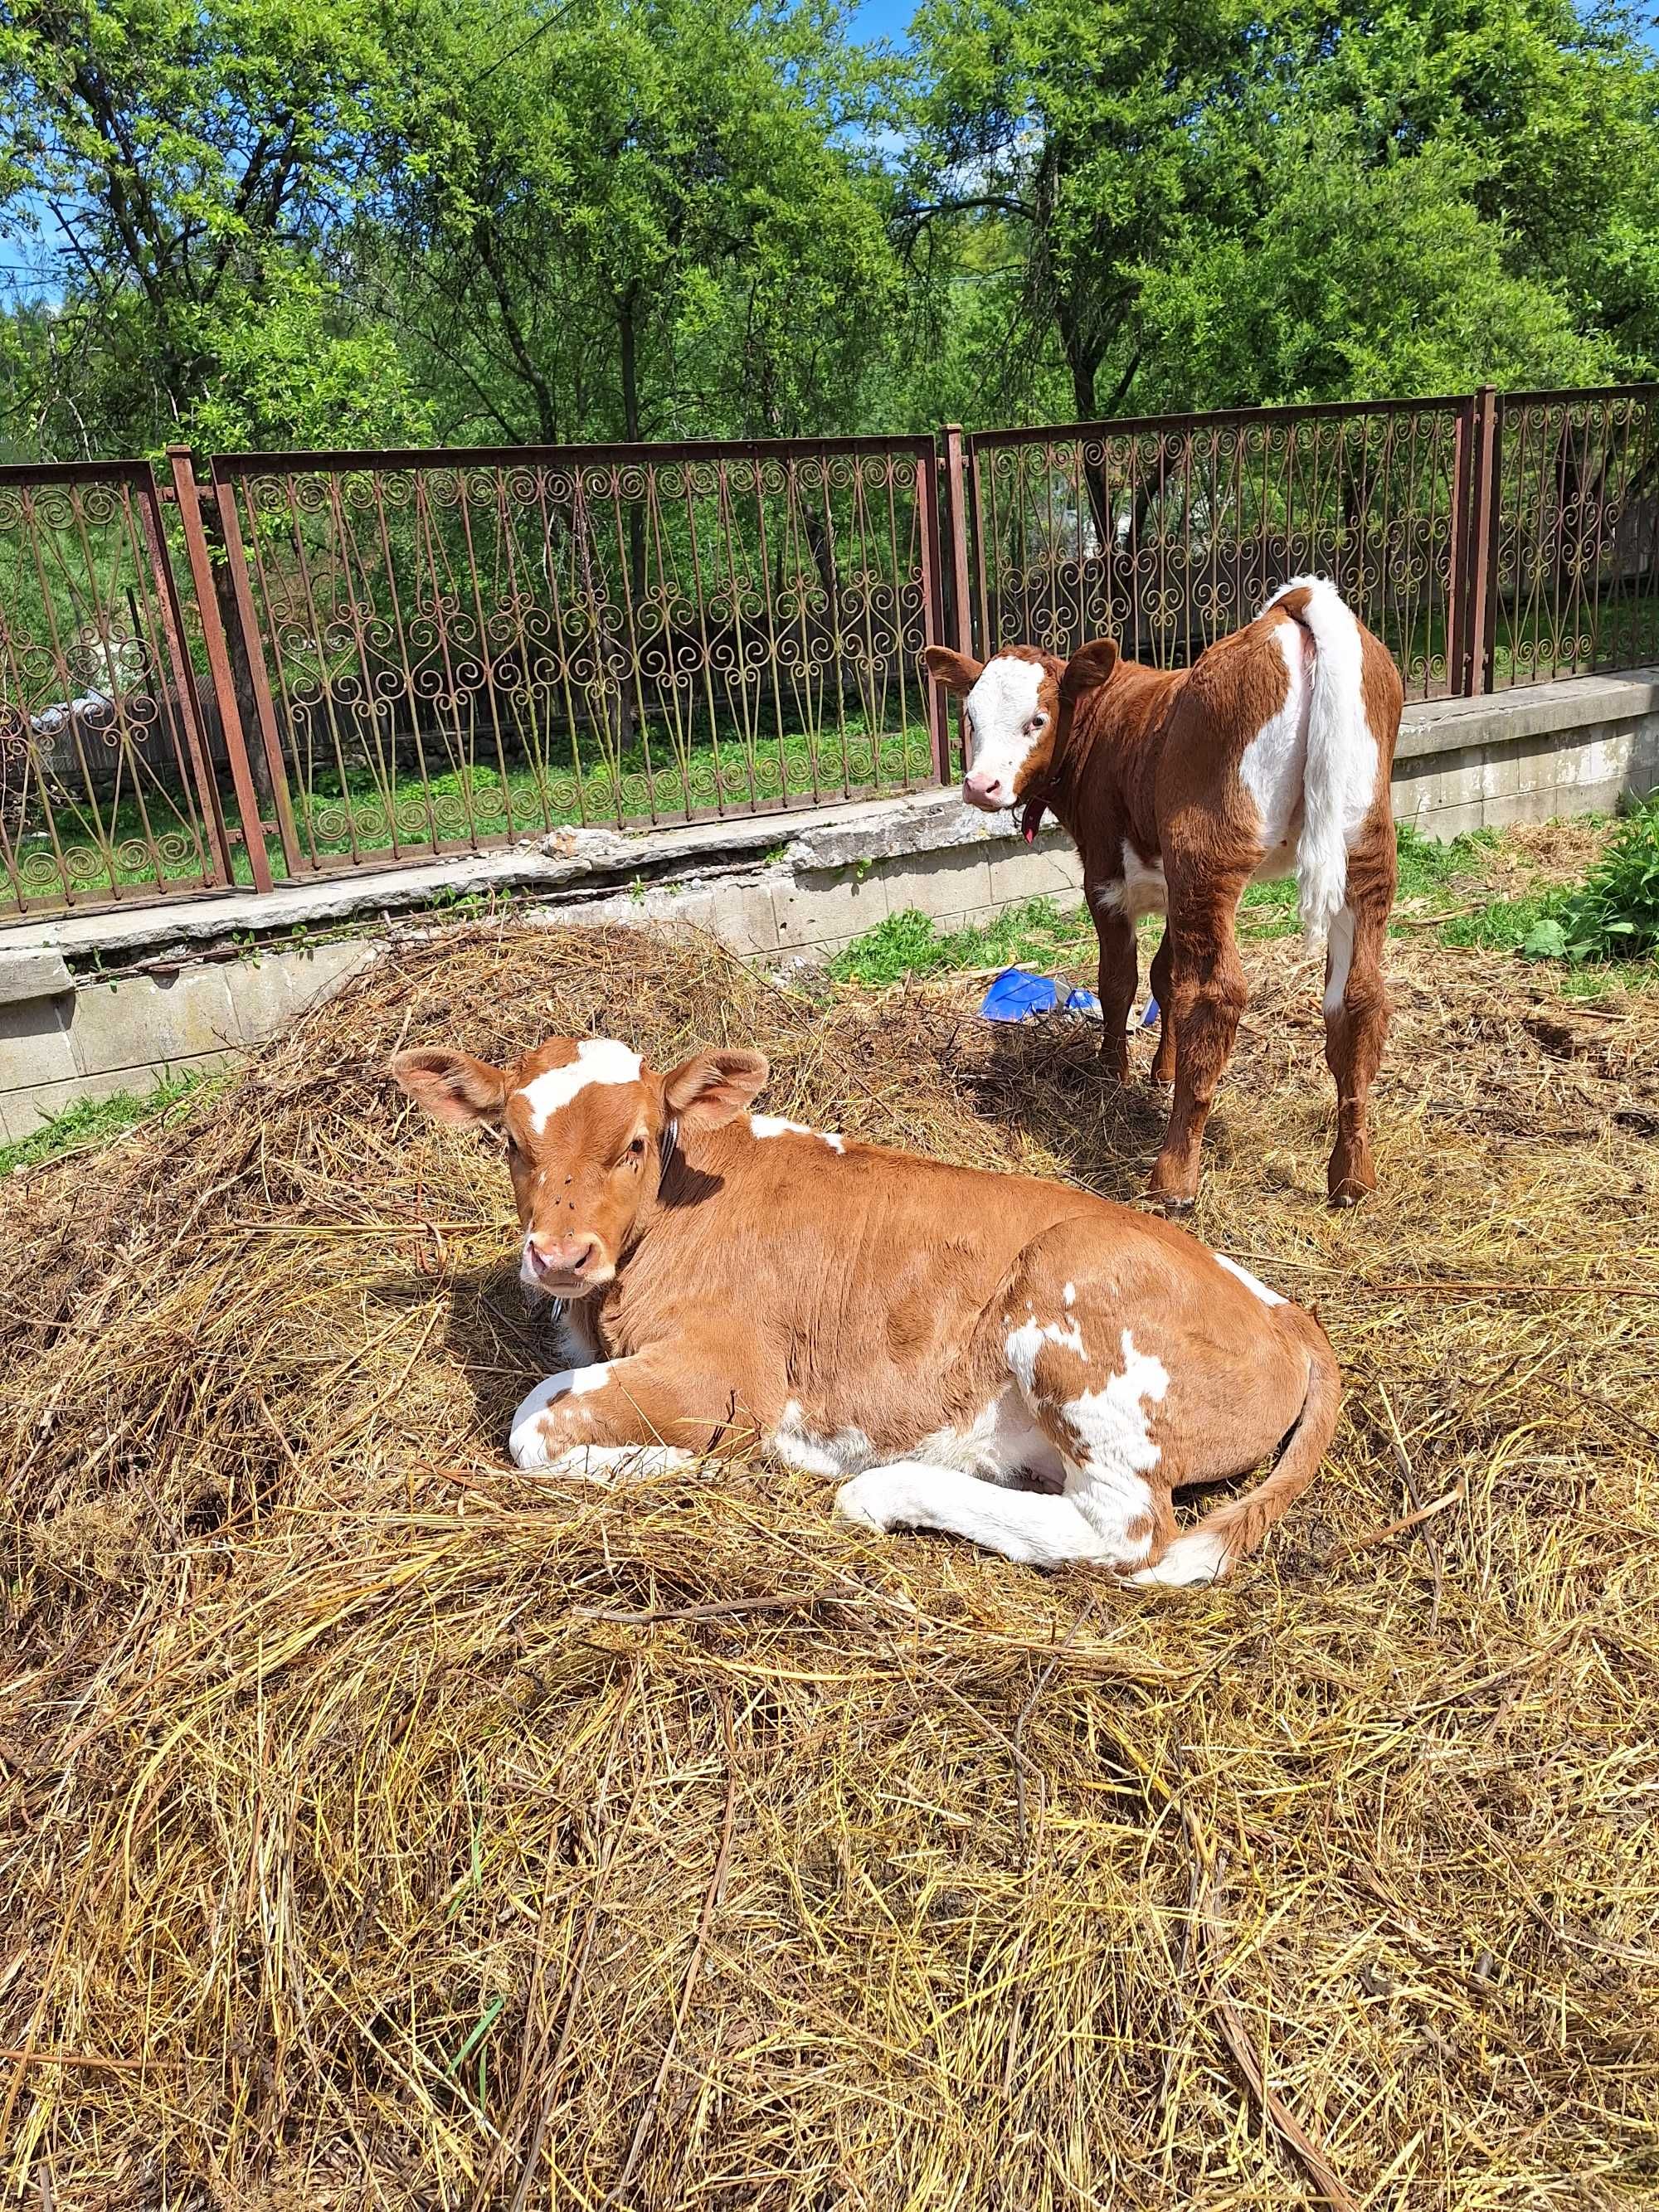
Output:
980,970,1103,1023
980,968,1059,1023
1140,994,1160,1028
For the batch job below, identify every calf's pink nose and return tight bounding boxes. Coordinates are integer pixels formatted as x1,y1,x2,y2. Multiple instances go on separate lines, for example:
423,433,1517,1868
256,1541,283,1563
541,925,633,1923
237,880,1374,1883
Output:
527,1231,598,1277
964,768,1002,802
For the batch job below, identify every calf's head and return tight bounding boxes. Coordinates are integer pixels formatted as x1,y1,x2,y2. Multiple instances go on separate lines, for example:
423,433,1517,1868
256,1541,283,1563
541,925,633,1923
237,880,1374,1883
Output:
392,1034,767,1296
922,639,1120,820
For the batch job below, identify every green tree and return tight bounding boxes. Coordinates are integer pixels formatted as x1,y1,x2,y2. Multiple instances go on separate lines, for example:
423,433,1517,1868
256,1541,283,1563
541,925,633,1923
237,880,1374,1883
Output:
900,0,1659,421
366,0,902,447
0,0,426,454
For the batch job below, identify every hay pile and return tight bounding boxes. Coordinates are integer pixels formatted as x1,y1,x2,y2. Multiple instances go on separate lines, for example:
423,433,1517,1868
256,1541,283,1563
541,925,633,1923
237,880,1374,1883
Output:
4,921,1658,2211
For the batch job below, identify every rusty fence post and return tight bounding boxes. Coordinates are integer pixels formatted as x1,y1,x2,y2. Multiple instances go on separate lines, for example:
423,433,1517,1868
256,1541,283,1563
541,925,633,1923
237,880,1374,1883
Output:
134,466,238,890
165,444,278,893
936,424,974,783
1463,387,1500,696
917,444,951,785
1446,392,1474,697
205,459,302,874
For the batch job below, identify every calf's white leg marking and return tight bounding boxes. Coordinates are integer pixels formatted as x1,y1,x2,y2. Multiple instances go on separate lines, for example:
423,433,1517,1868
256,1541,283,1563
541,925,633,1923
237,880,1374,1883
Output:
1130,1526,1230,1588
1214,1253,1287,1307
912,1388,1066,1487
835,1462,1126,1568
509,1363,613,1468
770,1399,873,1478
1052,1329,1169,1566
542,1443,693,1482
517,1039,642,1134
1004,1312,1088,1393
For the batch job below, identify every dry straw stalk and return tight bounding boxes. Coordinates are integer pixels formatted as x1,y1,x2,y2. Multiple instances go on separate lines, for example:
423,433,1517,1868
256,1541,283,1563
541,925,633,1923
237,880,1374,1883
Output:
2,920,1657,2210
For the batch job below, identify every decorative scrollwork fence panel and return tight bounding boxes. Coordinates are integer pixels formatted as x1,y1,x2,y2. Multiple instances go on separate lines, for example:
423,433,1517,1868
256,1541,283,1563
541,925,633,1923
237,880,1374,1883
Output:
1489,388,1658,689
0,461,235,916
206,436,948,878
963,398,1472,703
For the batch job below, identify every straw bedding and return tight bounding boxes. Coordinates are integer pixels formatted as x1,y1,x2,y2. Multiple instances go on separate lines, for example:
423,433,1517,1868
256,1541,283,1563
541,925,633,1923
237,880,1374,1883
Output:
3,918,1657,2210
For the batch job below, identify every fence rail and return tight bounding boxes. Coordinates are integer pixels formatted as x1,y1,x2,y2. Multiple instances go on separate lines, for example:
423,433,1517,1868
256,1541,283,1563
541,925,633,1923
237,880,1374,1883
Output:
1,384,1654,921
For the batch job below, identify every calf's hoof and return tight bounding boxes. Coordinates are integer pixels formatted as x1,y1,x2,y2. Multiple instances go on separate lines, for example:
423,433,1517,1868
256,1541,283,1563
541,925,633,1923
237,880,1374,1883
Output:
1327,1153,1377,1208
1146,1159,1199,1213
835,1471,899,1533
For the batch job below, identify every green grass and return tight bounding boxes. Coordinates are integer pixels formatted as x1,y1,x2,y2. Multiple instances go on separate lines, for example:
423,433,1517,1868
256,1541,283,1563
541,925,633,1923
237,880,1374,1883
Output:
6,712,937,911
0,1068,216,1178
826,820,1657,999
827,897,1097,987
1516,797,1659,966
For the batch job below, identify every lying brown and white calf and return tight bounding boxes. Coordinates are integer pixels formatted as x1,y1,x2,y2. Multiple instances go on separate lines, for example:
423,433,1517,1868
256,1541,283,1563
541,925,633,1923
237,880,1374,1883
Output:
392,1032,1340,1585
924,576,1405,1208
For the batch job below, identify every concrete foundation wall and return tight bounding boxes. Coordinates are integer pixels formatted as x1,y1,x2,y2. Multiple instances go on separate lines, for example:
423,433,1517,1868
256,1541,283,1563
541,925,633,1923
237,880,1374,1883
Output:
2,667,1654,1146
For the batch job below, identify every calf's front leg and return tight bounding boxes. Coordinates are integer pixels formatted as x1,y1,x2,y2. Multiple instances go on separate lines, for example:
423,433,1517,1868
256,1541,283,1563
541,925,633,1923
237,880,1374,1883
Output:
1092,906,1138,1083
1147,879,1251,1209
1148,930,1176,1086
508,1350,741,1477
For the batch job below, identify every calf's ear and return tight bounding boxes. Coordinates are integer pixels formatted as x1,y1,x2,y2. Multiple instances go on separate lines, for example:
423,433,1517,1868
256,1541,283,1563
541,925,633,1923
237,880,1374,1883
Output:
1059,636,1118,703
921,645,983,696
391,1047,510,1125
661,1048,769,1129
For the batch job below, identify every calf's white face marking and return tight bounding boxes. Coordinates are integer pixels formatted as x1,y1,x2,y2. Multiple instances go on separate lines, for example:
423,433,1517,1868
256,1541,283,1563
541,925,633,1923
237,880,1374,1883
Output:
518,1038,642,1134
1214,1253,1287,1307
962,655,1046,807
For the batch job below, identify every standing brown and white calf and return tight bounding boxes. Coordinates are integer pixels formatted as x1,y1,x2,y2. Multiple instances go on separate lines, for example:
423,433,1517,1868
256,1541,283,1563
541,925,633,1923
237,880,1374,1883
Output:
392,1031,1342,1585
924,578,1404,1208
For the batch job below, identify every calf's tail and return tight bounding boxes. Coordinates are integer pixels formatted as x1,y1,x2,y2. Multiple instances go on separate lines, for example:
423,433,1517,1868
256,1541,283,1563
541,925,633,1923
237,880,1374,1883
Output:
1265,575,1375,950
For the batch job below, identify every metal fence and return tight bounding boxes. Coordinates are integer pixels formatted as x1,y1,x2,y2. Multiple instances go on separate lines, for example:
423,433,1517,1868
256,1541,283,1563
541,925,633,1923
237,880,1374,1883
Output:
1,386,1653,920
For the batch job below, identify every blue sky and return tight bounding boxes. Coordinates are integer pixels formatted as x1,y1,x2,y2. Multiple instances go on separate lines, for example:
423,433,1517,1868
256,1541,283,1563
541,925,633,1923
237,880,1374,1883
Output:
849,0,917,46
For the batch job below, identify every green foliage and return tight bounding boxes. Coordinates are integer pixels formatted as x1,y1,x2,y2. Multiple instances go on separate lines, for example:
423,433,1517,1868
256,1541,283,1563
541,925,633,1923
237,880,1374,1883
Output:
365,0,902,444
901,0,1657,422
1520,800,1659,964
0,0,1654,454
828,897,1094,986
0,1068,213,1178
0,0,425,454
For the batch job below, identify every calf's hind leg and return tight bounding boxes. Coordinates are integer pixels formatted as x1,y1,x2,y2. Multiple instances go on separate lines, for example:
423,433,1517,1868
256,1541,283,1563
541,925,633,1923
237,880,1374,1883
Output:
1149,930,1175,1085
1324,840,1394,1204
